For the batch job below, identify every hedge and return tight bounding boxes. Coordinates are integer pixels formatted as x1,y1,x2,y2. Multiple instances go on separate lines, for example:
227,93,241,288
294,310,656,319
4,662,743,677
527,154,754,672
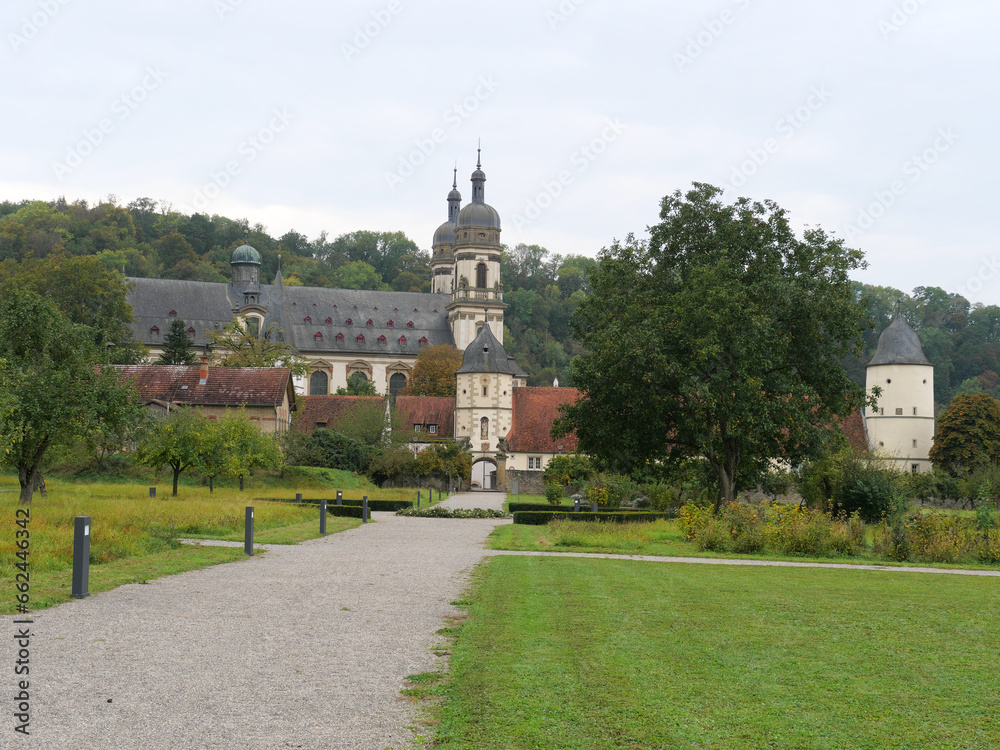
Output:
512,511,678,525
326,505,364,519
253,497,413,512
508,502,576,512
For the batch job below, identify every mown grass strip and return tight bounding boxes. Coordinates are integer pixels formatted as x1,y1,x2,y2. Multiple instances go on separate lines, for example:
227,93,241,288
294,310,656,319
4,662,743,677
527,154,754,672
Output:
433,555,1000,749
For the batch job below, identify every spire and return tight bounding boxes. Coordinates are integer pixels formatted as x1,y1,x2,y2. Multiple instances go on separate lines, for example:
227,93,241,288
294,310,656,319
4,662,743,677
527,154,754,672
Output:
471,143,486,204
244,227,249,245
447,165,462,222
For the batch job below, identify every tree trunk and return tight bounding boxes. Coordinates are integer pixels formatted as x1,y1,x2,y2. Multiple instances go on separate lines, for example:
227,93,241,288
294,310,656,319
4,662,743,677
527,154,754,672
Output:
17,442,49,505
172,465,180,496
209,476,214,493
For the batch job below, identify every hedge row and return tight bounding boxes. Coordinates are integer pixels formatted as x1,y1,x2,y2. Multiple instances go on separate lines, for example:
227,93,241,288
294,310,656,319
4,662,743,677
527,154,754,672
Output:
512,511,678,525
508,502,576,512
253,498,413,512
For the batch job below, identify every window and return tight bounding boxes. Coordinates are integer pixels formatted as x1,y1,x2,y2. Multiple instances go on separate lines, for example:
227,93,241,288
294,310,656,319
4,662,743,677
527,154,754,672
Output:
314,332,323,342
377,335,386,344
246,317,259,337
912,464,919,474
414,424,422,433
482,387,488,396
428,424,437,435
325,317,333,324
366,319,373,327
528,457,542,470
387,320,394,327
912,439,918,448
169,310,177,317
398,336,407,346
913,407,918,415
476,262,487,288
389,372,407,399
419,337,428,346
407,321,414,328
346,318,353,325
304,316,311,324
357,334,365,343
186,327,195,336
310,370,328,396
315,421,327,429
336,332,344,342
150,326,160,335
895,408,903,415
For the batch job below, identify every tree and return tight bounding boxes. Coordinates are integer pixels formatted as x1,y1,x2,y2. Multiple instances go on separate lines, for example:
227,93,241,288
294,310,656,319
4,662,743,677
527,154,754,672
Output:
554,183,873,509
334,397,393,447
136,408,206,496
199,411,281,490
403,344,463,397
0,289,142,503
336,372,378,396
158,318,199,365
929,393,1000,476
208,320,308,377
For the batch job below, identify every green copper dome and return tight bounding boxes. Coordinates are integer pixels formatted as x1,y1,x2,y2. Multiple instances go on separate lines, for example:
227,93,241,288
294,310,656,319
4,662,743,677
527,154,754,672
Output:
231,243,261,265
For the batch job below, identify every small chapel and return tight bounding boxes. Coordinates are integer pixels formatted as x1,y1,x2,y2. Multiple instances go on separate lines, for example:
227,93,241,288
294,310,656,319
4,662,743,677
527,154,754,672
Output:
126,151,579,489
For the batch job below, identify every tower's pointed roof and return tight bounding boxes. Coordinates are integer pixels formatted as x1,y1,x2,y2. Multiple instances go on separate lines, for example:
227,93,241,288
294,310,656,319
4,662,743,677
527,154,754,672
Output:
456,321,517,375
868,316,932,366
457,146,501,230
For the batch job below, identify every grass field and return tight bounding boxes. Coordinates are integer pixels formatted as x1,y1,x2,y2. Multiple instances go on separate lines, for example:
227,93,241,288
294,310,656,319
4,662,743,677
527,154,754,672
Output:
426,555,1000,749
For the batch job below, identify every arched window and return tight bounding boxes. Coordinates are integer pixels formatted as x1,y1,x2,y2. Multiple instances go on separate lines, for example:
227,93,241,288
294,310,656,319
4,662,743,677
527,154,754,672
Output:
246,317,260,337
354,371,368,381
389,373,407,400
480,417,489,439
476,262,487,288
310,370,328,396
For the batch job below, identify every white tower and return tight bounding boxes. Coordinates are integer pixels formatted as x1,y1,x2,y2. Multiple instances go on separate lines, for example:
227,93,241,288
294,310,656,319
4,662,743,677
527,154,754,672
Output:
865,316,935,473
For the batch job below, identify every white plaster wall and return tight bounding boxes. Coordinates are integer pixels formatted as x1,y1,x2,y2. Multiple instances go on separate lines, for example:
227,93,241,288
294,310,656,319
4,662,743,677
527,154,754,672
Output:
865,362,935,473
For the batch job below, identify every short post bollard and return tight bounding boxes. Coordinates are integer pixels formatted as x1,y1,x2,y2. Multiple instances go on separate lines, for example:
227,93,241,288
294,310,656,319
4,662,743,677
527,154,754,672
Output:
417,490,421,509
438,488,441,503
591,502,599,513
72,516,91,599
362,495,369,523
245,507,254,556
573,498,581,512
149,487,156,498
336,490,342,506
239,474,244,491
295,492,302,503
320,498,327,536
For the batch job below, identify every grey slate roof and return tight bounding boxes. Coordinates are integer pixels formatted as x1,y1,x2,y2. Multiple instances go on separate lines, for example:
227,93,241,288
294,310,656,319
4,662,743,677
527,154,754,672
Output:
127,277,455,357
456,323,518,375
868,316,932,367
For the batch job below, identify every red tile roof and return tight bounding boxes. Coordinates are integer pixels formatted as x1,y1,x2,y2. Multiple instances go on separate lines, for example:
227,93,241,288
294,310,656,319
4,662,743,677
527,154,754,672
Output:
395,395,455,436
294,395,383,434
118,365,293,407
839,410,871,454
507,387,580,453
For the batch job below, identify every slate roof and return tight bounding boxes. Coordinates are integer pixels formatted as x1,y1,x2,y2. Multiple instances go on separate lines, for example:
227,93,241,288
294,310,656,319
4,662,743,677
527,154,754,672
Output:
293,396,383,434
117,365,293,407
395,396,456,436
868,316,932,367
506,387,580,453
127,277,455,356
455,323,518,375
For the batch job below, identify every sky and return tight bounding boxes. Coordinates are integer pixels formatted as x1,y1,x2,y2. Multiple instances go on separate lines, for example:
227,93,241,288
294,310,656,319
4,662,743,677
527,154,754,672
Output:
2,0,997,303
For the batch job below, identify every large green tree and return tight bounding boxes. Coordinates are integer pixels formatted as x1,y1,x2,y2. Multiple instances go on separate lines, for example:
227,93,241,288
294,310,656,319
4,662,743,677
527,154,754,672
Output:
136,408,206,496
403,344,463,397
554,183,873,508
0,289,142,503
929,393,1000,476
157,318,198,365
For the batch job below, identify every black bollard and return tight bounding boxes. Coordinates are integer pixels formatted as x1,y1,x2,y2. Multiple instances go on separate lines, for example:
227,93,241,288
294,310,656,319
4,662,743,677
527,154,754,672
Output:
438,488,441,503
72,516,91,599
245,507,254,556
295,492,302,503
336,490,342,506
239,474,244,491
320,498,327,536
591,502,598,513
417,490,421,509
573,498,581,513
149,487,156,498
362,495,369,524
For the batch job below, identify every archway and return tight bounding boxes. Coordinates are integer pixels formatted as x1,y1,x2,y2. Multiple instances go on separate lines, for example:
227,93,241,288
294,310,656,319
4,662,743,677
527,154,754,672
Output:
309,370,328,395
471,458,498,490
389,372,407,400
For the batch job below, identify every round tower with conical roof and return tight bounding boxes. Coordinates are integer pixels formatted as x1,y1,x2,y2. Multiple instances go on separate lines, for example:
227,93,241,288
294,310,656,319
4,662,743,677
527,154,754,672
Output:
865,316,935,473
447,148,506,351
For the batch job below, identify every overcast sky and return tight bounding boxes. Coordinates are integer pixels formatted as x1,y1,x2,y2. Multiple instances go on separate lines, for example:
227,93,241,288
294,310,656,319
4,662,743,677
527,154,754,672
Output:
2,1,996,303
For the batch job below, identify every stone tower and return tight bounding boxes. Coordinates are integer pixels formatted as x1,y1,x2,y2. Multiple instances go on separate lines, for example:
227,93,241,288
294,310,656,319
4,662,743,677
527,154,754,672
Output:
865,316,935,473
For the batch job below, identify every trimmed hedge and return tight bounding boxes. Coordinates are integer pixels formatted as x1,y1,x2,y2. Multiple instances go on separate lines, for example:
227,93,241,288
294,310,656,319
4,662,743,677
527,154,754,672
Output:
253,497,413,512
512,510,678,525
508,502,576,512
326,505,364,519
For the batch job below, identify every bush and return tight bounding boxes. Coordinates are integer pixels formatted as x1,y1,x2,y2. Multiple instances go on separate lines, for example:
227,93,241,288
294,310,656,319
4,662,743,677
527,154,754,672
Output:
798,444,906,522
542,454,595,486
545,482,564,505
512,511,677,525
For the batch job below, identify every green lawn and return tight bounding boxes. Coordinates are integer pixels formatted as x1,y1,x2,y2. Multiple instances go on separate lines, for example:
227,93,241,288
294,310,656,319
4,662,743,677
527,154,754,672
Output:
428,555,1000,749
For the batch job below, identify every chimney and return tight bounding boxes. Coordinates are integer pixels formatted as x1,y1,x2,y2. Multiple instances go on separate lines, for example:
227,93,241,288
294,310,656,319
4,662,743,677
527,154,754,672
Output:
199,356,209,385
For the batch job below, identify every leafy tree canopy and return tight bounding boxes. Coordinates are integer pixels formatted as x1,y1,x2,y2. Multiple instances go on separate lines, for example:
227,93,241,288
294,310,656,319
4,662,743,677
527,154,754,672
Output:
208,320,309,377
336,371,378,396
929,392,1000,476
403,344,463,397
555,183,872,508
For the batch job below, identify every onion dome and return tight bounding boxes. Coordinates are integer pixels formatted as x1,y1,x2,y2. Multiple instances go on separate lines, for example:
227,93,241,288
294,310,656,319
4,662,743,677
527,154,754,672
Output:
231,244,261,265
457,147,501,230
868,316,932,366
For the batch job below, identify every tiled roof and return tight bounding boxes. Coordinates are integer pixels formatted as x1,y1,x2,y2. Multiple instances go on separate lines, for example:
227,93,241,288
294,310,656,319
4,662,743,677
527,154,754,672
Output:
395,396,456,436
507,387,580,453
294,395,383,434
839,410,870,454
117,365,293,407
456,324,518,375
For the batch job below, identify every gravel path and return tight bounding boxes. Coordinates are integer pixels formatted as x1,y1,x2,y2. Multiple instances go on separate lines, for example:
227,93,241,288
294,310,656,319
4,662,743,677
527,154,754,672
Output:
2,493,509,750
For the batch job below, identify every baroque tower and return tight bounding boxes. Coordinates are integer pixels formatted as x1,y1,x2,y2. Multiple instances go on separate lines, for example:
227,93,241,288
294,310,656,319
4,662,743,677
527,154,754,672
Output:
865,316,935,473
430,168,461,294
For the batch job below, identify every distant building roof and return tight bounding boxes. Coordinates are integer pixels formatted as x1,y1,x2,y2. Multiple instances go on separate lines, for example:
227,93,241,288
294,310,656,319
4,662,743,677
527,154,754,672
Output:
456,323,518,375
507,387,580,453
294,395,383,434
117,365,293,408
395,395,456,437
840,410,870,455
868,316,932,366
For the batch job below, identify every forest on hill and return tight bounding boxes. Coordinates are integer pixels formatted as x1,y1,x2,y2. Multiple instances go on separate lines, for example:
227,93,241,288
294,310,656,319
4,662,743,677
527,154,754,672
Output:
0,194,996,409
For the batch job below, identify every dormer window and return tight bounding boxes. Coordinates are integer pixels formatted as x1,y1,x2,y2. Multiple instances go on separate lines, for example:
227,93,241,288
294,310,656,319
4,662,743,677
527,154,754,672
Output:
419,337,428,346
387,320,394,327
407,321,414,328
345,318,353,326
357,334,365,343
377,335,386,344
186,327,195,336
150,326,160,335
314,332,323,342
169,310,177,317
399,336,407,345
366,319,373,327
325,317,332,324
304,316,311,324
336,332,344,342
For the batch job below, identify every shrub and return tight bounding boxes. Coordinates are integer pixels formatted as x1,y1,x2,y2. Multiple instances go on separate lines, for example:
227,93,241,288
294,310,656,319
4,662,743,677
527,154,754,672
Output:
542,454,595,486
545,482,564,505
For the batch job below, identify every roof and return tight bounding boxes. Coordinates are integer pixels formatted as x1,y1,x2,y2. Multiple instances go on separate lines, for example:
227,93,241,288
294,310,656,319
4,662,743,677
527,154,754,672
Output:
456,323,518,375
839,410,871,455
127,277,454,355
507,387,580,453
868,316,932,367
117,365,293,408
294,395,383,434
395,395,455,436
